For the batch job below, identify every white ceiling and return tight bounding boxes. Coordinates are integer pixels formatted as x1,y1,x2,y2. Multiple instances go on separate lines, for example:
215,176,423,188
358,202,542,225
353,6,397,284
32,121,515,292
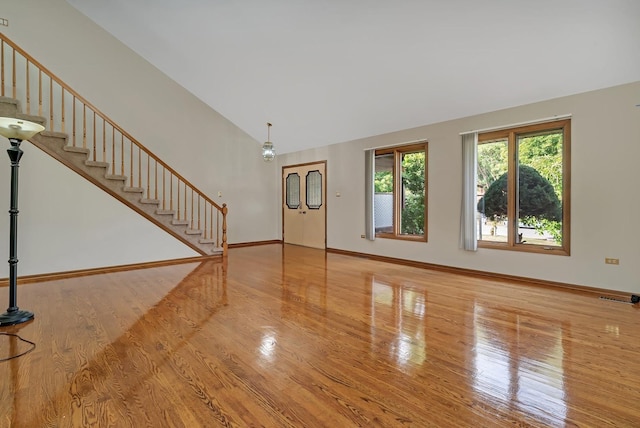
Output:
65,0,640,154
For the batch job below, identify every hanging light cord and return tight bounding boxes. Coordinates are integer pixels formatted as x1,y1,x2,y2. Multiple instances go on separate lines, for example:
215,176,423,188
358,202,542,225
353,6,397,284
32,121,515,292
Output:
0,332,36,362
267,122,272,142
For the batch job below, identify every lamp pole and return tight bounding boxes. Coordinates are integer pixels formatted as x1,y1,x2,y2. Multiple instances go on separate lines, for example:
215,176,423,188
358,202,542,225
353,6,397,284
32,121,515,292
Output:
0,117,44,327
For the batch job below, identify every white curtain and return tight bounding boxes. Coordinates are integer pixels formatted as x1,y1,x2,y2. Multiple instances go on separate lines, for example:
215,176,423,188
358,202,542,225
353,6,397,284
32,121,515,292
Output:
459,132,478,251
364,149,375,241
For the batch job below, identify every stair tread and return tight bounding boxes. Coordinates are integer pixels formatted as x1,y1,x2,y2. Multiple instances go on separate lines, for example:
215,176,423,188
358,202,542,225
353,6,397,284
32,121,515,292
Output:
105,174,127,181
140,198,160,205
63,146,90,154
16,112,46,126
123,187,144,193
198,238,216,244
39,130,68,139
156,209,176,215
185,229,202,235
171,219,190,225
85,160,109,168
0,96,18,106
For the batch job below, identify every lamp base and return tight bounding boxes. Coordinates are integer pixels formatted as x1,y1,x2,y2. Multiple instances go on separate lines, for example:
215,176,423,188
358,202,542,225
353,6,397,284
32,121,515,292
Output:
0,309,34,327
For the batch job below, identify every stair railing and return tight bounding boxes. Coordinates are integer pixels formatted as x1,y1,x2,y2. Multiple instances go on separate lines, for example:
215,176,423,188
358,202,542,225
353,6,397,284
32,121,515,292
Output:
0,32,227,256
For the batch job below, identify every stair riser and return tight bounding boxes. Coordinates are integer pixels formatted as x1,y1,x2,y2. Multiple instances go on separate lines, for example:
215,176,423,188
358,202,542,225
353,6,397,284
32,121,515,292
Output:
0,100,19,118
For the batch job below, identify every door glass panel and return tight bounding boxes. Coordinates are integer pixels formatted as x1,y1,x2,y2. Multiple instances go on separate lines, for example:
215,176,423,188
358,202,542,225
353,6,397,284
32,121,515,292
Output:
306,170,322,209
286,173,300,209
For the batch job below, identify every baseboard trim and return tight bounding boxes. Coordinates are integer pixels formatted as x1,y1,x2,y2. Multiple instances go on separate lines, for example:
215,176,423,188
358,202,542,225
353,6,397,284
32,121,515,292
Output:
5,244,629,300
0,241,280,286
326,247,631,299
228,239,282,249
0,254,222,287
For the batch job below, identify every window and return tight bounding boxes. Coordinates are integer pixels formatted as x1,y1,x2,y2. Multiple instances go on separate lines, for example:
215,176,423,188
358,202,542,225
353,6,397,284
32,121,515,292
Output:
374,142,427,240
476,119,570,254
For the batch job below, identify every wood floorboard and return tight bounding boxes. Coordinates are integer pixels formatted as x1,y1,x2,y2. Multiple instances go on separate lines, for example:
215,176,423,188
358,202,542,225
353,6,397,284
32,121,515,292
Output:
1,243,639,427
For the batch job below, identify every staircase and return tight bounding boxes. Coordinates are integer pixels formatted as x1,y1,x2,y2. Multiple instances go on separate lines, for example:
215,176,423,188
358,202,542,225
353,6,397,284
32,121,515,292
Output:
0,33,227,257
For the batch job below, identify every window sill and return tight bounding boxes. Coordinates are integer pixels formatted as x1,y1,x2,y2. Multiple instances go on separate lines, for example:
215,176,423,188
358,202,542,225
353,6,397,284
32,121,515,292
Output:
375,234,427,243
478,241,569,256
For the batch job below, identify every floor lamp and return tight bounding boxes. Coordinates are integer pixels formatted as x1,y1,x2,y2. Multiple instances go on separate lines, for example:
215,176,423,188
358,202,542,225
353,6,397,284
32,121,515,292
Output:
0,117,44,327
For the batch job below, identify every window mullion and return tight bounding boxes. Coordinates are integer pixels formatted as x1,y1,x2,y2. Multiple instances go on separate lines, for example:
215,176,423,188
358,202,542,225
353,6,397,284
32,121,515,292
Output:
507,131,517,246
394,150,401,236
423,147,428,239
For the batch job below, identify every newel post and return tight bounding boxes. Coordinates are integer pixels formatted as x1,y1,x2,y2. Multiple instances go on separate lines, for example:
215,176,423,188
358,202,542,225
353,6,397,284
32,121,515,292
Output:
222,203,228,257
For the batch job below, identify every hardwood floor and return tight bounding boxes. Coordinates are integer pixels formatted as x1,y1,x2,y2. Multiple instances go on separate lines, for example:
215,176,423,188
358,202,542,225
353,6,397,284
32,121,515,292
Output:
1,244,639,427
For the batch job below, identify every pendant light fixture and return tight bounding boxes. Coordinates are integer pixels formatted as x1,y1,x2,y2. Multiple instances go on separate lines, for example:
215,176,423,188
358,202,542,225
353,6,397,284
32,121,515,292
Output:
262,122,275,162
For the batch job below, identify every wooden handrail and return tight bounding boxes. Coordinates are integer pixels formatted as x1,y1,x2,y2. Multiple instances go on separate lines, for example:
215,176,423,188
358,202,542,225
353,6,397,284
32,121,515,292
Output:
0,33,223,212
0,32,227,255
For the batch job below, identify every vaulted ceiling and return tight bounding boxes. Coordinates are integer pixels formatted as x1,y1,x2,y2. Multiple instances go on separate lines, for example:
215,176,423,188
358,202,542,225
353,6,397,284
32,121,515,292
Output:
65,0,640,154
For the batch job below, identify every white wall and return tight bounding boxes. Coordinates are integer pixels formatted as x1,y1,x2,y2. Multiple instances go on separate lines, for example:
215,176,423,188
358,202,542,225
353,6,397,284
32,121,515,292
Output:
1,0,280,275
279,82,640,293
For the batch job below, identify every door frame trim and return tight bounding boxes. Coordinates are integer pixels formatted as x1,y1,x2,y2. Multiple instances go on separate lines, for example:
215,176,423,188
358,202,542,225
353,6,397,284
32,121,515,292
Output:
282,160,327,248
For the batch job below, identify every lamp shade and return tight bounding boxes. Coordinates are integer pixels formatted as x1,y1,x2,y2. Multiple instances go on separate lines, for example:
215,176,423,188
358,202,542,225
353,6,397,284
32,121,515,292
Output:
0,117,45,140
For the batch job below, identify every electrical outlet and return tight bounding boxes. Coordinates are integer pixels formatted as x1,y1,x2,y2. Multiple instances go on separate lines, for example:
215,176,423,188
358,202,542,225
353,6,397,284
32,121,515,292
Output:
0,18,8,27
605,258,619,265
361,234,365,238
